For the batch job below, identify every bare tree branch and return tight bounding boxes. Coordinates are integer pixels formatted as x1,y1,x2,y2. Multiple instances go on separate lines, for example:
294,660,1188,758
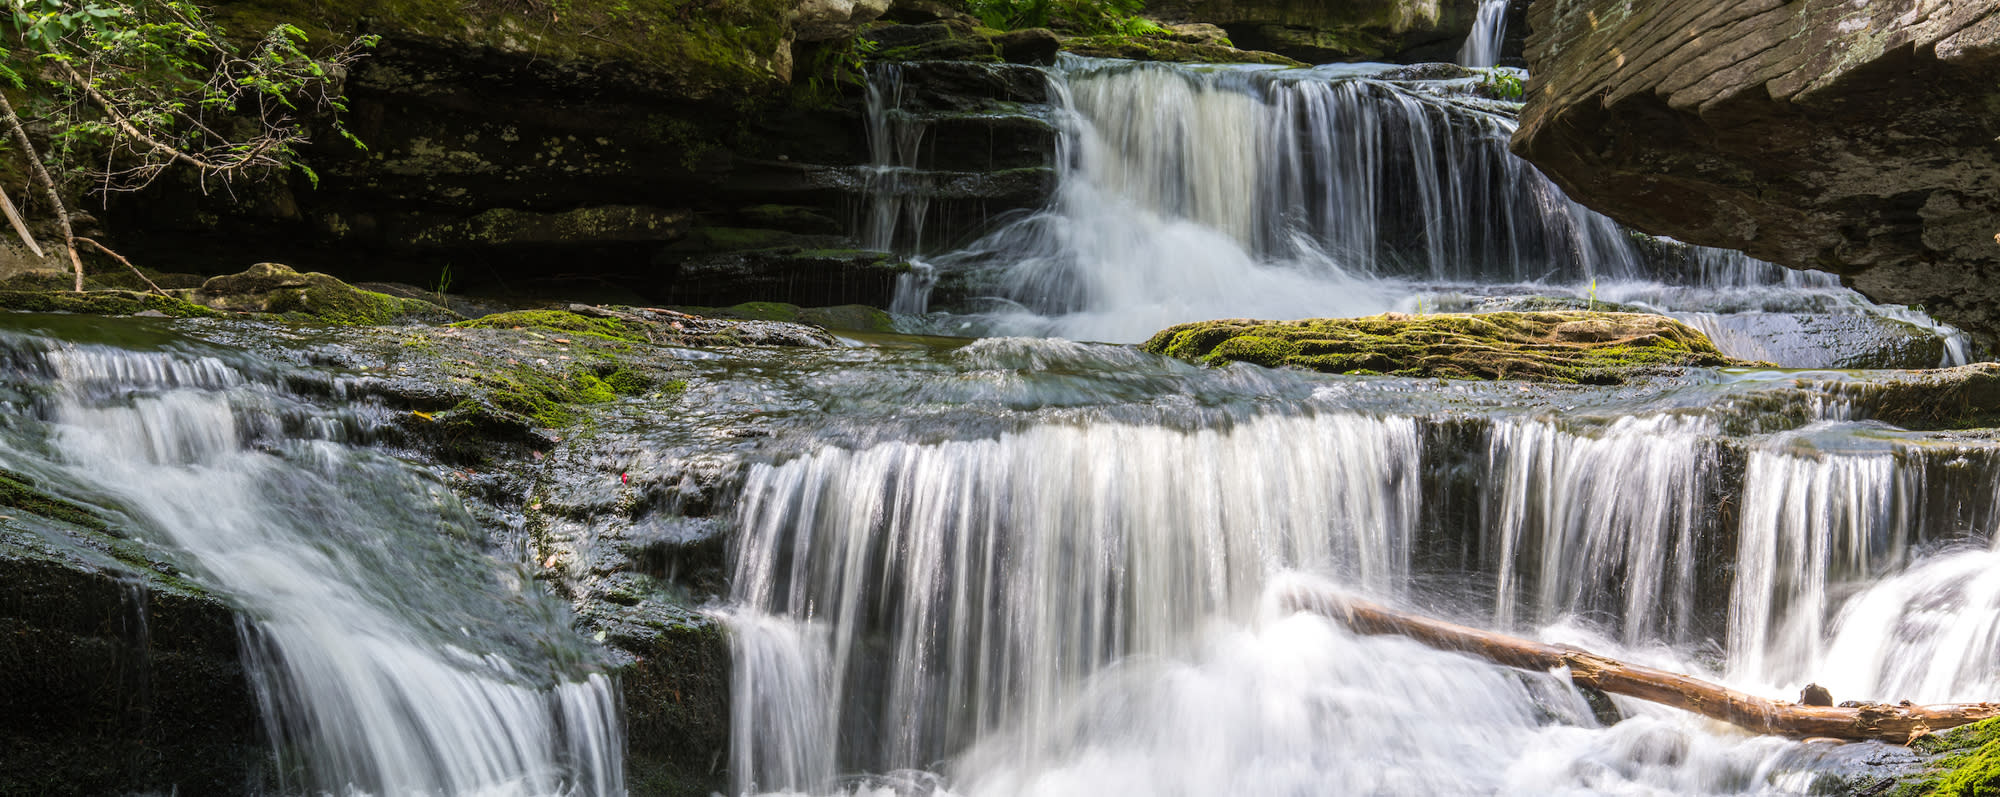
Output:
77,236,163,295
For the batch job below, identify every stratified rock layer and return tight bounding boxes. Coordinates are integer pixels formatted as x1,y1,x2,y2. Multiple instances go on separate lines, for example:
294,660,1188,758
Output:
1511,0,2000,339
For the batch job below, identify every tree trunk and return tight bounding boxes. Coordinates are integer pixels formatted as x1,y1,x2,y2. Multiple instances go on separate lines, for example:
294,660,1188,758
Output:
0,90,84,291
1280,584,2000,743
0,184,44,258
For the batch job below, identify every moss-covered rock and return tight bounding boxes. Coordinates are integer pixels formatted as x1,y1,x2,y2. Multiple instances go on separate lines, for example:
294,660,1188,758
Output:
1789,363,2000,431
1061,33,1305,65
1888,717,2000,797
1142,311,1753,384
0,470,109,531
452,309,653,344
0,289,220,318
191,263,456,325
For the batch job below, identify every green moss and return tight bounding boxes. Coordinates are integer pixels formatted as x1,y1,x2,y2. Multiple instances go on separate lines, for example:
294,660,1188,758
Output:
1891,719,2000,797
0,290,220,318
1061,34,1304,65
719,301,802,323
0,470,107,531
267,283,417,326
1143,311,1753,385
602,367,653,395
192,264,448,326
452,310,648,343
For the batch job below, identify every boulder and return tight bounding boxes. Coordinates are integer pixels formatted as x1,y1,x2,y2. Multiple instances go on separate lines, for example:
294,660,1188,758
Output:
191,263,456,325
794,0,894,41
1146,0,1487,62
1511,0,2000,342
1143,311,1752,383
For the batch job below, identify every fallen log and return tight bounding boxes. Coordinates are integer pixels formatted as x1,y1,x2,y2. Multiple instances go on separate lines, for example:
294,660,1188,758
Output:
1280,584,2000,744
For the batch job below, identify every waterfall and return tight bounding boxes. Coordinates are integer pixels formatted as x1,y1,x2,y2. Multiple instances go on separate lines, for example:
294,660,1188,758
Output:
1458,0,1511,68
0,338,624,796
874,58,1966,362
1487,414,1721,646
726,413,1427,791
941,60,1661,341
862,63,932,255
722,393,2000,795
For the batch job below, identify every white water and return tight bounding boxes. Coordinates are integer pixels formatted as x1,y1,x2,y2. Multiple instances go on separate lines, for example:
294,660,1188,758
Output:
725,404,2000,795
1458,0,1511,68
6,343,624,797
886,59,1968,365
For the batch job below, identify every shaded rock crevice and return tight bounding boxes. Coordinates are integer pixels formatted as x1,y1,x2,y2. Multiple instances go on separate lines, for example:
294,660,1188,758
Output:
1512,0,2000,341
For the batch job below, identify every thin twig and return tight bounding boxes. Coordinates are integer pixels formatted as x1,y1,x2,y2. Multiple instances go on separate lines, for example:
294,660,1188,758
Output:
76,237,164,296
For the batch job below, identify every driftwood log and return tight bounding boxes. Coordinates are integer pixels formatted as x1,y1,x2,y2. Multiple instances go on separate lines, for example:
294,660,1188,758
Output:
1281,585,2000,743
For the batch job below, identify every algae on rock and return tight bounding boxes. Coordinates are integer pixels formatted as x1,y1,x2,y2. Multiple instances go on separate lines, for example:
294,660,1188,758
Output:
1143,311,1751,384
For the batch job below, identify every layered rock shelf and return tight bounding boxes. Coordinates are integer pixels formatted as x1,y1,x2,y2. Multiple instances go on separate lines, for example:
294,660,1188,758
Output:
1512,0,2000,341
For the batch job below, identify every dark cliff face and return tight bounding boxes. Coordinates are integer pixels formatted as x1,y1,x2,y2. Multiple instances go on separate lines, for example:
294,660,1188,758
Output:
1511,0,2000,341
105,0,864,301
92,0,1065,310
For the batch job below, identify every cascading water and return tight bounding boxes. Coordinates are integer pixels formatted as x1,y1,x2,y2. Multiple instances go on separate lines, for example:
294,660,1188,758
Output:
0,333,624,796
862,64,930,256
722,370,2000,795
699,324,1993,788
884,57,1968,366
1458,0,1511,68
0,31,1988,797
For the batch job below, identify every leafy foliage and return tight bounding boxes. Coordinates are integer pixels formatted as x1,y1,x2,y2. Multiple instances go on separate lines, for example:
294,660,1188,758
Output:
1478,67,1524,101
0,0,377,193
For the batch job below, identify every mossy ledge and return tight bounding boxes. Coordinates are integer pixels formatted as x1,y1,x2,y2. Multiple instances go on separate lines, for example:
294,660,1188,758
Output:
0,289,220,318
1889,717,2000,796
1142,311,1755,384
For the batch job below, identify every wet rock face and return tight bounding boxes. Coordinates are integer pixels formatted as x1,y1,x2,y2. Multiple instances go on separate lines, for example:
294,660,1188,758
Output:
0,477,267,796
1512,0,2000,341
99,2,1062,310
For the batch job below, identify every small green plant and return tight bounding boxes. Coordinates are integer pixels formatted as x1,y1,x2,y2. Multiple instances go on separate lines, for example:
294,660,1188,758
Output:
432,262,453,303
1588,276,1599,310
1478,68,1525,101
794,33,877,109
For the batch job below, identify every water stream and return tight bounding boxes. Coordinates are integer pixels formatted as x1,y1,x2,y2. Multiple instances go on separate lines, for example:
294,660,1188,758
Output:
723,350,2000,796
890,58,1967,367
1459,0,1511,68
728,52,1997,797
0,29,1992,797
0,331,624,796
